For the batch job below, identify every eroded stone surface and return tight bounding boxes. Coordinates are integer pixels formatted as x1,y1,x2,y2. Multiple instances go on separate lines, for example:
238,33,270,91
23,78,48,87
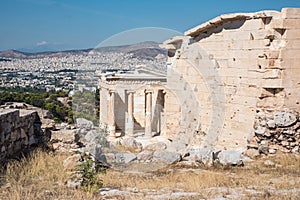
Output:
274,112,297,127
218,150,243,166
121,137,143,152
153,150,181,164
76,118,94,131
137,150,153,161
115,152,137,163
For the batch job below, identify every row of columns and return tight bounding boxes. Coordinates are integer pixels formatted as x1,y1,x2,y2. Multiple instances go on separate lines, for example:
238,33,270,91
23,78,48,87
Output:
99,88,153,138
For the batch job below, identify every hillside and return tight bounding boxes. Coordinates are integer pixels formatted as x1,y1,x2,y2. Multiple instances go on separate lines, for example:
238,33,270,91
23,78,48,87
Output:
0,41,166,60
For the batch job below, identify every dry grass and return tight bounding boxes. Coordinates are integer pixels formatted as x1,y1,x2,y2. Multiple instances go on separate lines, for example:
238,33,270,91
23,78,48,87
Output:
0,149,299,199
99,153,300,199
0,149,97,200
99,169,233,191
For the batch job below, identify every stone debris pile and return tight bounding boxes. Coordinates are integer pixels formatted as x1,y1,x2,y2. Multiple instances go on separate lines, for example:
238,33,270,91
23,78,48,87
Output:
248,109,300,154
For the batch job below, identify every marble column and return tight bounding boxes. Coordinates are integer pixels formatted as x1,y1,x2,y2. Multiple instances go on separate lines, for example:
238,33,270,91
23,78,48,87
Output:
126,91,135,137
99,88,104,128
160,90,167,135
145,90,152,138
99,88,109,129
108,90,116,137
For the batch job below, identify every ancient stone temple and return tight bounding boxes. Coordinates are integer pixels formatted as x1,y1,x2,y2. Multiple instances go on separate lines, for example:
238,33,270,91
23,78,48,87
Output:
99,8,300,152
162,8,300,150
98,66,180,138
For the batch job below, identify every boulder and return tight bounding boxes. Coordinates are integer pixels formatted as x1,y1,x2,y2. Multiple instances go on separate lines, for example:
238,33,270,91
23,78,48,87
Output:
187,148,213,165
281,141,289,147
121,138,142,152
167,142,187,154
76,118,94,130
268,148,277,154
84,130,99,143
63,154,82,170
102,153,115,163
258,145,269,154
254,126,266,135
144,142,167,152
41,119,56,130
266,120,276,129
115,152,137,163
218,150,243,166
283,130,296,135
84,143,102,161
99,188,129,196
243,148,260,159
137,150,153,161
292,146,299,153
274,112,297,127
51,129,78,144
153,150,181,164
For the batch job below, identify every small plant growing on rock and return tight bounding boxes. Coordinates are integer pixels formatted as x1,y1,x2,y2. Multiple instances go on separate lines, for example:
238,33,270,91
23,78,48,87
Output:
78,156,105,193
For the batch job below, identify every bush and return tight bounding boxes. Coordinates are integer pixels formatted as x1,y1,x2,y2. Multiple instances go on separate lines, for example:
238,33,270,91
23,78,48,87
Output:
78,157,104,193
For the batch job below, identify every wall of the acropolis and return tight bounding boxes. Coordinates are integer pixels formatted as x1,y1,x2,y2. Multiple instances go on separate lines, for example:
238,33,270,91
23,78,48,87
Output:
0,109,41,162
164,8,300,150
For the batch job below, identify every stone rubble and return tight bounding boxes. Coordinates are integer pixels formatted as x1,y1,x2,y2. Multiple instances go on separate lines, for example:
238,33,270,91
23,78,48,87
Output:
52,118,247,169
248,109,300,154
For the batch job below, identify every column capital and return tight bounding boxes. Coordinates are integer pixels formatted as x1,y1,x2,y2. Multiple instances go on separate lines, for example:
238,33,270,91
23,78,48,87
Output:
109,90,116,94
145,89,153,94
126,90,135,94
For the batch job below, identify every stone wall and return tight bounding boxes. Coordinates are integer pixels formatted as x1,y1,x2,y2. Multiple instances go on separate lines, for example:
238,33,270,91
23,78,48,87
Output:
0,109,42,162
163,8,300,150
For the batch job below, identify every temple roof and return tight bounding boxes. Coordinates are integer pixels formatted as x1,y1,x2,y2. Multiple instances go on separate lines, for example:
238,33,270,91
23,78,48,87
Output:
184,10,280,37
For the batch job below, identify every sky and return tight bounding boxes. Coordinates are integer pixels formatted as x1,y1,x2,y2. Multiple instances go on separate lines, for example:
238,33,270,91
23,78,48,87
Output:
1,0,300,52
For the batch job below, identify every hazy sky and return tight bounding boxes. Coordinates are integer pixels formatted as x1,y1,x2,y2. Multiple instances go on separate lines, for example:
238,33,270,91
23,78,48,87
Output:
1,0,300,51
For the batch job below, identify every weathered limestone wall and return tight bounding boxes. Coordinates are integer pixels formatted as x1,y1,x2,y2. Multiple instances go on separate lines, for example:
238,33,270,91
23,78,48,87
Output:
279,8,300,110
0,109,41,161
164,8,300,150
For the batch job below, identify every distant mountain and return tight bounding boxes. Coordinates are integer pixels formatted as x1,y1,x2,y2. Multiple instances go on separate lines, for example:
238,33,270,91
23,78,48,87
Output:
0,50,29,59
16,42,73,53
95,41,161,52
0,49,92,59
0,41,166,60
95,41,167,59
